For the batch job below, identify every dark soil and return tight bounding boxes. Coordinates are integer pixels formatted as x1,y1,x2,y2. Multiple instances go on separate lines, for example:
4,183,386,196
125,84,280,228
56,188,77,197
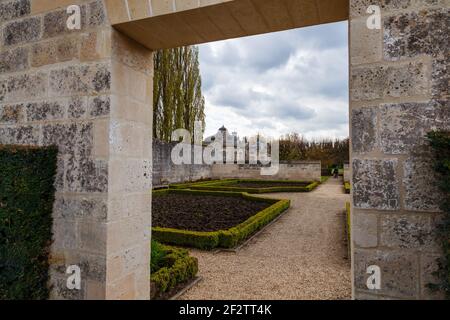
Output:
152,193,272,232
226,181,312,188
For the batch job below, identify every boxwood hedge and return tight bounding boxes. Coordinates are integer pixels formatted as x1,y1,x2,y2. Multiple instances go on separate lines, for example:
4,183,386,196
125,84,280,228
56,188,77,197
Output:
170,178,319,194
150,242,198,299
152,189,290,250
0,145,58,300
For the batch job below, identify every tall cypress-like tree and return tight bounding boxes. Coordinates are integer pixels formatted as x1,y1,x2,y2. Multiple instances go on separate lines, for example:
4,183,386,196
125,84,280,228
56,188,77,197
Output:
153,46,205,142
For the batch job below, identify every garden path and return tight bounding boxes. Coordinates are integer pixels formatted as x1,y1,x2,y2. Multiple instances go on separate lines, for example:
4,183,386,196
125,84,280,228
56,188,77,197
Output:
179,178,352,300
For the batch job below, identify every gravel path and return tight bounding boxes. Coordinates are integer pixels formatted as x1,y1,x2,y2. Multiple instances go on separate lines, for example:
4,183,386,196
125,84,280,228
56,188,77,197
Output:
179,177,351,300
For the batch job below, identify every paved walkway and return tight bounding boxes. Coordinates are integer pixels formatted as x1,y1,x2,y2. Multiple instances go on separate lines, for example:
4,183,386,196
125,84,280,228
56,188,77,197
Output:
179,178,352,300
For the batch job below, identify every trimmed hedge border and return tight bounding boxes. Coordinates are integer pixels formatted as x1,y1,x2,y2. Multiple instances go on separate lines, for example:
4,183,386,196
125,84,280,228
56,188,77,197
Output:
344,181,351,194
150,243,198,299
0,145,58,300
170,178,319,194
152,189,290,250
345,202,351,259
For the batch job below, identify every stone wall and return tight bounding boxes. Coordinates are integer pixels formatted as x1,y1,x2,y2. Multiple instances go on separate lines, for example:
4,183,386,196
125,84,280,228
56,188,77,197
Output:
152,140,212,186
0,0,152,299
349,0,449,300
344,162,351,182
152,140,322,184
211,162,322,181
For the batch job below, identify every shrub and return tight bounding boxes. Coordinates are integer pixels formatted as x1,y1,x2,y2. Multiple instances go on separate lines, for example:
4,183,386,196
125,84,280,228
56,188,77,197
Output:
150,243,198,299
0,145,58,300
426,131,450,298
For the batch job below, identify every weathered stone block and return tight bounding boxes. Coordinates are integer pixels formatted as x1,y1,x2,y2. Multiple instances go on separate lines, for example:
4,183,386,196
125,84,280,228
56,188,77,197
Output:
351,107,378,154
350,17,382,65
420,254,446,299
31,41,58,67
0,47,29,74
350,0,448,18
42,123,77,154
379,101,449,154
53,195,107,221
89,96,110,117
353,211,378,247
67,97,87,119
404,156,445,211
49,64,111,96
384,8,449,60
26,101,65,121
0,125,39,145
3,16,41,45
66,154,108,193
88,0,107,27
78,220,107,255
350,61,429,101
432,57,449,100
380,215,440,251
52,218,77,250
43,7,86,39
354,248,419,298
5,72,47,102
56,37,80,62
0,0,30,22
353,159,400,210
0,103,24,124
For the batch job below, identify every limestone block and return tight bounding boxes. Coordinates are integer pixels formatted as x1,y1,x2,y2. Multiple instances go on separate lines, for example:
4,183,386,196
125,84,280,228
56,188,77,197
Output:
0,125,39,145
353,210,378,248
4,72,47,103
380,214,440,251
384,8,449,60
379,101,449,154
49,63,111,96
89,95,110,117
350,17,382,65
0,0,30,22
404,156,446,211
0,47,29,74
353,159,400,210
353,248,419,298
0,103,25,124
420,253,446,299
53,194,108,221
67,97,87,119
65,155,108,192
351,106,378,154
26,101,65,121
432,57,449,100
350,60,429,101
2,16,40,45
43,7,86,39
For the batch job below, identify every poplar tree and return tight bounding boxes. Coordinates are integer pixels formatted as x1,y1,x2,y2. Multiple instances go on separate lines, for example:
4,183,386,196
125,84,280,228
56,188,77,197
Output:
153,46,206,142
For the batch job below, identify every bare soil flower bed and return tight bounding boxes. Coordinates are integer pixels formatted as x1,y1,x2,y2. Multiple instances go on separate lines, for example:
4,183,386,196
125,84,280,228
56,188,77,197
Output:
152,193,271,232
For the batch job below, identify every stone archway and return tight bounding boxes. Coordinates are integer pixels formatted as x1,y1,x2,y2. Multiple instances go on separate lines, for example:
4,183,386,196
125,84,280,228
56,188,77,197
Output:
0,0,447,299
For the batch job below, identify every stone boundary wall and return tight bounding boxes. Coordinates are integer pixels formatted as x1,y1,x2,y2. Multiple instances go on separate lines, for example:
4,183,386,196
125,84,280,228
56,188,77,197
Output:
152,140,212,186
211,162,322,181
153,140,321,184
344,162,351,182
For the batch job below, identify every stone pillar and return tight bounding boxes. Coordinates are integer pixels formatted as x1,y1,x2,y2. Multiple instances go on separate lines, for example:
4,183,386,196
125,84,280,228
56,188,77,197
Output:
0,0,152,299
349,0,449,299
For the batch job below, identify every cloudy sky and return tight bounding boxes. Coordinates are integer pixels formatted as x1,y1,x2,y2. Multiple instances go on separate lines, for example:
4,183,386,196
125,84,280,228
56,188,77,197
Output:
198,21,349,141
